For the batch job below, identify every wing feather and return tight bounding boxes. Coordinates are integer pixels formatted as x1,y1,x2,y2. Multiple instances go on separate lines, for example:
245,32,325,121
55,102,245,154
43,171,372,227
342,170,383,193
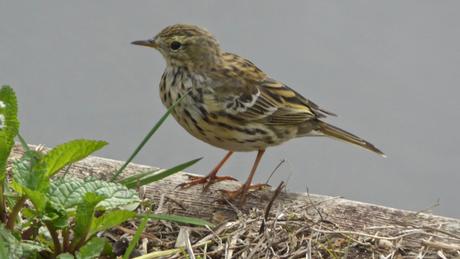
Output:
209,53,335,125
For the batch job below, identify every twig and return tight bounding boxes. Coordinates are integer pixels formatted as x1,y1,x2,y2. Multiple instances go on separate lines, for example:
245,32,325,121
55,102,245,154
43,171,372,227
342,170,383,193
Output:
225,231,240,259
305,187,326,222
184,230,195,259
165,196,187,211
265,159,285,185
116,226,159,241
259,181,285,234
311,228,428,241
421,225,460,240
421,239,460,251
154,194,166,214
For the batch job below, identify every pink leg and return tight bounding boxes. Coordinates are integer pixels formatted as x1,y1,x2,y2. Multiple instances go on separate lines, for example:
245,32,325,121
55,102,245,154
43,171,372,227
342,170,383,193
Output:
222,149,267,205
177,151,237,190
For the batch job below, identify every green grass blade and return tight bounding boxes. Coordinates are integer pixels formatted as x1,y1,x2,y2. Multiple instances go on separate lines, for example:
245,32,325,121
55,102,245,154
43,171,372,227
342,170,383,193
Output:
111,89,191,181
122,216,148,259
142,213,214,227
117,170,159,186
16,133,30,152
121,157,201,189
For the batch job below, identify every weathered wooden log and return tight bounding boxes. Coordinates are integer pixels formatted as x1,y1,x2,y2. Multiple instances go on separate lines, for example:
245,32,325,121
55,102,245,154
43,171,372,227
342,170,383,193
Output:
9,145,460,255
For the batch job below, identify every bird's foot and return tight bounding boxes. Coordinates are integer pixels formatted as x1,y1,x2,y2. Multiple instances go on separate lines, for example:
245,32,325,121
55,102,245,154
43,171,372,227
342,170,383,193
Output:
221,183,271,205
177,174,238,191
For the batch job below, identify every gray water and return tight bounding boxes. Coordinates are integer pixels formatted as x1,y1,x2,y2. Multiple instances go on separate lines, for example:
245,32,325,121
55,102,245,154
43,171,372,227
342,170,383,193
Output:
1,1,459,218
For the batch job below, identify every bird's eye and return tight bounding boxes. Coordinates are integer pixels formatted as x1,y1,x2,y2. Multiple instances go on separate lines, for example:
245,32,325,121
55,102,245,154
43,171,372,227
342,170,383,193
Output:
170,41,182,50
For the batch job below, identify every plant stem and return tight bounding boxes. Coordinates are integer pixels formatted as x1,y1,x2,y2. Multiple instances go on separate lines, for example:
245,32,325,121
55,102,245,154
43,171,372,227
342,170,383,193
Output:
6,195,26,230
62,228,70,252
69,230,90,253
0,184,6,223
2,133,31,223
70,234,92,254
22,219,40,240
22,225,37,240
45,221,62,255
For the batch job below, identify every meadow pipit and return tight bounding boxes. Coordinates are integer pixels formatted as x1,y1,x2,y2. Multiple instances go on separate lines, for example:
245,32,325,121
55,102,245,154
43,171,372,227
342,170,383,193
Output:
132,24,384,204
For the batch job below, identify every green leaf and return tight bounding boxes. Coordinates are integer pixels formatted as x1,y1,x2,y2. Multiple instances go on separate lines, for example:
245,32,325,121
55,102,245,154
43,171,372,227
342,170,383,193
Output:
0,224,23,259
57,253,75,259
144,214,214,227
76,237,106,259
120,157,202,189
20,240,48,258
0,235,8,259
11,150,49,211
24,189,47,212
42,199,69,228
0,85,19,177
48,177,139,211
43,139,107,177
90,210,136,235
11,150,48,191
74,193,105,240
122,216,148,259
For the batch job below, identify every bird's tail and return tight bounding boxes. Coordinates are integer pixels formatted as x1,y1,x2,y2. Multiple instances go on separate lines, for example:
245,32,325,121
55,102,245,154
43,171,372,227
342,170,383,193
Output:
317,121,385,157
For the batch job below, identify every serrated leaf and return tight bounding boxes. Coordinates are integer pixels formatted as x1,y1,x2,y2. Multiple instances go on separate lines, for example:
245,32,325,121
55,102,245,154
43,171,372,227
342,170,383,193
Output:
90,210,136,235
43,139,107,177
120,157,202,189
74,193,105,240
144,213,214,227
12,150,49,190
11,150,49,211
76,237,106,259
0,85,19,177
20,240,48,258
0,224,23,259
11,150,48,191
48,177,139,210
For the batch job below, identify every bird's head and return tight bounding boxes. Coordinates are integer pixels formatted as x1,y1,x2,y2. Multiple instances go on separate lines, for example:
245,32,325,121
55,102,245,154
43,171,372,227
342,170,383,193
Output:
132,24,222,70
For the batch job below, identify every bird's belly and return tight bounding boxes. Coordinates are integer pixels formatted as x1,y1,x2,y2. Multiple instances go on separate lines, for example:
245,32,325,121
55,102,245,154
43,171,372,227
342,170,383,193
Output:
171,105,288,152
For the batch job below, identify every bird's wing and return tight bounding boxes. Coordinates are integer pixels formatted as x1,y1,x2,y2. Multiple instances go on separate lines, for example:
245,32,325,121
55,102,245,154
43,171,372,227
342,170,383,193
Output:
208,53,335,125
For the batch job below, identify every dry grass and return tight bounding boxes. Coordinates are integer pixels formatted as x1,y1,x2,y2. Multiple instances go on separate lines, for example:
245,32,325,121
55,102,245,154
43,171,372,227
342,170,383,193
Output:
105,184,460,259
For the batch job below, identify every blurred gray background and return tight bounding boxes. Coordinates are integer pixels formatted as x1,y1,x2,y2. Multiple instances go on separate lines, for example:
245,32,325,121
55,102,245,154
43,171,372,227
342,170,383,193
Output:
1,1,459,217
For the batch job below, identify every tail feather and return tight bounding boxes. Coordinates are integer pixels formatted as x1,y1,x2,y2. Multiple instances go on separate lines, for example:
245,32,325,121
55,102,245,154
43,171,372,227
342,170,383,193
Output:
317,121,385,157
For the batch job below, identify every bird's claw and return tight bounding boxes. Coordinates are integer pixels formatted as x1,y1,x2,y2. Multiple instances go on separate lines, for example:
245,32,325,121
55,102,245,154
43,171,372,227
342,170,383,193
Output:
176,175,238,191
220,183,271,204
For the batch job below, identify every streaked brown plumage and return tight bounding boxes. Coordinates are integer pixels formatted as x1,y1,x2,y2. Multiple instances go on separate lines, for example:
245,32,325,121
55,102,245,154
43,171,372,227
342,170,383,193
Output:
132,24,384,204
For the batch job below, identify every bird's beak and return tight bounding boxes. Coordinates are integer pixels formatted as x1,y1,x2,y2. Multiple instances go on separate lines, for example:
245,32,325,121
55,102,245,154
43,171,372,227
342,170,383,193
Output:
131,39,158,48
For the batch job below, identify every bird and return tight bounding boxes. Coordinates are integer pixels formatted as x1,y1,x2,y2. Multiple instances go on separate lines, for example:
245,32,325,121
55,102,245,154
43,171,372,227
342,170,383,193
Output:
132,24,384,204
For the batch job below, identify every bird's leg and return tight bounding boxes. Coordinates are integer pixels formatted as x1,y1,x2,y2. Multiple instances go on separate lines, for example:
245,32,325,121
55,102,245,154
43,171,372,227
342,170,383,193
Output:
177,151,237,190
222,149,268,205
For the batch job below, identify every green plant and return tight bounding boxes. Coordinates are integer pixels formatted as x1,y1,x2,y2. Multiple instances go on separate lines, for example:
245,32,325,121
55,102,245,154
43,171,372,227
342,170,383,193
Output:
0,86,19,222
5,138,139,258
0,85,210,258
